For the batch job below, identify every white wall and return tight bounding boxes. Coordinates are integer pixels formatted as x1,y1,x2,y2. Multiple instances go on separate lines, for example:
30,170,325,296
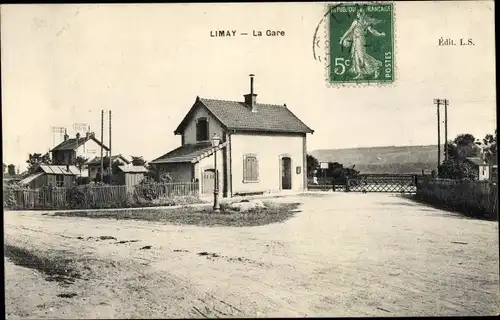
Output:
479,165,490,180
230,133,305,194
183,106,224,145
76,139,102,159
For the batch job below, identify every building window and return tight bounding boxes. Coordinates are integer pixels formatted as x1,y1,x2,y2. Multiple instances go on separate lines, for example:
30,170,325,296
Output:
196,118,209,141
243,154,259,182
56,175,64,187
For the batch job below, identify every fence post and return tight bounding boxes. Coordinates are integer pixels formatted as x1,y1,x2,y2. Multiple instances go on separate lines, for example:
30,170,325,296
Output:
332,178,336,192
345,176,350,192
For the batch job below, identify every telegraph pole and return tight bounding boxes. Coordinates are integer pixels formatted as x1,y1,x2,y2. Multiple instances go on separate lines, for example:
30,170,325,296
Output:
434,98,449,171
434,99,442,172
109,110,112,175
100,110,104,181
444,99,449,161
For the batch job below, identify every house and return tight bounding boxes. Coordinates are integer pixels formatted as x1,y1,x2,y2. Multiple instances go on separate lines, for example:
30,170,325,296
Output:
50,129,109,166
115,165,149,187
19,165,80,189
87,154,131,181
150,74,314,197
465,157,490,180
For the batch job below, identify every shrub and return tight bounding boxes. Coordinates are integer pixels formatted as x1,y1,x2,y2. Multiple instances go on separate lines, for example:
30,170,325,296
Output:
135,183,161,201
3,182,29,209
65,185,87,209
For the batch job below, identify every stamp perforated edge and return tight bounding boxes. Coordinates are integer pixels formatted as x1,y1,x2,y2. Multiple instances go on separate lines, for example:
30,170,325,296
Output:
323,1,398,88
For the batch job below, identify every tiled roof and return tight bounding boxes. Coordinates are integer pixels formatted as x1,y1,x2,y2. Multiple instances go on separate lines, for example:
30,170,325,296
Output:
38,165,81,175
87,154,131,165
150,142,227,164
117,165,149,173
174,97,314,134
466,157,488,166
51,135,109,152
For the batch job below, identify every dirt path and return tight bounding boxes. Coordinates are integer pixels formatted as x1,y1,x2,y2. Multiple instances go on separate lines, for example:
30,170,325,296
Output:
4,193,499,318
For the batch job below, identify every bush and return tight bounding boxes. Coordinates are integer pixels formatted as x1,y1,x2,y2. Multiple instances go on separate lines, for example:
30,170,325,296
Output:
66,185,87,209
439,159,476,180
3,182,29,209
135,183,161,201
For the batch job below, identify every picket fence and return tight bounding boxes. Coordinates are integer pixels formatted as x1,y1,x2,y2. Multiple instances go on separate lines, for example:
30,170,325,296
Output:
3,182,200,210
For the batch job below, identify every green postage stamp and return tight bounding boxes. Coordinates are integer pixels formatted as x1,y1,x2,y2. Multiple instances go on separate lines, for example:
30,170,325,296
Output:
328,2,394,85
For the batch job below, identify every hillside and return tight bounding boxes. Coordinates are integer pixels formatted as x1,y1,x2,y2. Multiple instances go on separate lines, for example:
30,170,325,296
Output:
310,145,442,174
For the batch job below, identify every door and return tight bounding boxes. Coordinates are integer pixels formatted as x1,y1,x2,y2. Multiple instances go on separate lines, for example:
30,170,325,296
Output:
281,157,292,190
202,169,215,194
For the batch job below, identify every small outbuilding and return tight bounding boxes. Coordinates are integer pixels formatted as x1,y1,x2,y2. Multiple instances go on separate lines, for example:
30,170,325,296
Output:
116,165,149,187
19,165,81,189
465,157,490,181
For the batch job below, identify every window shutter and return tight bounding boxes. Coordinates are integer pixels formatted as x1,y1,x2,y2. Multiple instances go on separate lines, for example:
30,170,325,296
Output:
244,157,249,181
243,155,259,181
253,157,259,181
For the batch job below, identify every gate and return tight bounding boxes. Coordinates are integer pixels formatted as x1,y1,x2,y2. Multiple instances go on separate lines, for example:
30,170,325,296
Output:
336,174,418,193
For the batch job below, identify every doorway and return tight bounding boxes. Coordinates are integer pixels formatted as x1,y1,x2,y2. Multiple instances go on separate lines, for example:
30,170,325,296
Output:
281,157,292,190
202,169,216,194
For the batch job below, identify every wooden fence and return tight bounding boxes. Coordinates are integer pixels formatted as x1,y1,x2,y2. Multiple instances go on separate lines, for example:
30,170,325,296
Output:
415,177,498,219
3,182,200,210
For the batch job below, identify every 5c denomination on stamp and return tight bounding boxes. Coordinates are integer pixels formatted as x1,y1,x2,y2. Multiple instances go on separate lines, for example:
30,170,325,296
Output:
328,2,395,85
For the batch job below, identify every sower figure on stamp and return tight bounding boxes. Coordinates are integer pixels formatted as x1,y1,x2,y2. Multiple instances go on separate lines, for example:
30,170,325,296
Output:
339,8,386,80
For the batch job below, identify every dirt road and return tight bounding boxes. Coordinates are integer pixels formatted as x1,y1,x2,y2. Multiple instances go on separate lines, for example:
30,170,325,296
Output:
4,193,499,318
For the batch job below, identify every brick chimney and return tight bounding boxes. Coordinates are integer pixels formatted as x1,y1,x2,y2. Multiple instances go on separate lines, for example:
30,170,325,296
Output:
243,74,258,112
63,129,69,141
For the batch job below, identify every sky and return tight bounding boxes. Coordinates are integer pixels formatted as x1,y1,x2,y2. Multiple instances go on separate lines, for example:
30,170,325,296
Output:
1,2,496,171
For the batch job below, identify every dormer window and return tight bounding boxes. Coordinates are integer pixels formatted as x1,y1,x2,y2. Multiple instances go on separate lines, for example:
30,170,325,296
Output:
196,117,209,141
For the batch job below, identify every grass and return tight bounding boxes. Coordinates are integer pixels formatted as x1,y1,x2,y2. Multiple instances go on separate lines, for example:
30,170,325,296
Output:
50,201,302,227
4,244,82,285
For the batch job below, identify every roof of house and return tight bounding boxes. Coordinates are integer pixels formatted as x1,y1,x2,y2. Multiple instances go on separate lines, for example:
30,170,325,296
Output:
19,172,45,185
117,165,149,173
466,157,488,166
150,141,228,164
38,165,81,175
87,154,131,165
50,133,109,152
174,97,314,135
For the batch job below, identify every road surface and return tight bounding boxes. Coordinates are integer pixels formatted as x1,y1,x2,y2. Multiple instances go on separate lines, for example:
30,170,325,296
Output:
4,193,499,318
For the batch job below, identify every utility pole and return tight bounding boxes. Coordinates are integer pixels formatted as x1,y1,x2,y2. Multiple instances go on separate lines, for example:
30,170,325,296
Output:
433,99,442,173
109,110,112,176
100,110,104,181
444,99,449,161
434,98,449,171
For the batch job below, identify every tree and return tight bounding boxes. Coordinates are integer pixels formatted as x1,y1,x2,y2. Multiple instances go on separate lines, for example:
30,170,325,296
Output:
446,133,480,160
131,156,147,166
439,158,476,180
75,156,88,171
316,161,360,182
26,152,51,174
440,132,488,180
7,164,16,176
480,129,497,164
306,154,319,178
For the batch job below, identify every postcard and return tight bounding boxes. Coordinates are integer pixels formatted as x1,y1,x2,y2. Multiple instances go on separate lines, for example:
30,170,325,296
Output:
2,2,497,318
